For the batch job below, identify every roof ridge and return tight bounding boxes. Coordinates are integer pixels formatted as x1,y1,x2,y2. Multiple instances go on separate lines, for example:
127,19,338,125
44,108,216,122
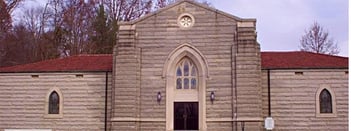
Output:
261,51,300,53
262,51,348,59
302,51,348,59
0,54,113,73
261,51,348,69
0,56,65,68
0,54,113,69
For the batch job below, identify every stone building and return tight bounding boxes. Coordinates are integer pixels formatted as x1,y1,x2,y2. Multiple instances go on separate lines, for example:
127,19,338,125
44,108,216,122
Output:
0,0,348,131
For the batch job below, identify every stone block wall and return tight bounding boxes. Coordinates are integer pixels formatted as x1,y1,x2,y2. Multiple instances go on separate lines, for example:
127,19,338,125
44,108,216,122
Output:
234,21,262,130
112,1,262,130
261,69,348,130
0,72,112,131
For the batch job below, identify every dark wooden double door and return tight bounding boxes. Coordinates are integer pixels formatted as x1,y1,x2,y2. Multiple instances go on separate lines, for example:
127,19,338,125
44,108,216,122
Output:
174,102,199,130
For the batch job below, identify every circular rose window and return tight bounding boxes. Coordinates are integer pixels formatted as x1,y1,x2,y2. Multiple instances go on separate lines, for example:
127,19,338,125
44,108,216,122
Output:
178,14,195,28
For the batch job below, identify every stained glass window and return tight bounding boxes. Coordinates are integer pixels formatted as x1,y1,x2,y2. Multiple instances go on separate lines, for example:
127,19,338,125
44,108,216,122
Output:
191,66,197,76
175,58,198,90
191,78,196,89
184,78,189,89
176,78,182,89
184,61,189,76
320,89,332,113
177,67,182,76
49,91,59,114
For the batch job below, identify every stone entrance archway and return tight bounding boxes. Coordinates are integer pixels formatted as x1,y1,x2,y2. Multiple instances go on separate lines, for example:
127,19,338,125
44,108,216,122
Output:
163,44,209,131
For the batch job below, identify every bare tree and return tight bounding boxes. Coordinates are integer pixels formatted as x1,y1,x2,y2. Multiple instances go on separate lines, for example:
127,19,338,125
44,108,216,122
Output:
4,0,24,14
0,0,22,66
0,0,11,34
154,0,210,9
1,0,213,67
50,0,97,56
0,0,24,36
154,0,175,9
0,24,36,67
103,0,153,21
21,7,46,38
300,22,340,55
91,4,116,54
20,6,60,61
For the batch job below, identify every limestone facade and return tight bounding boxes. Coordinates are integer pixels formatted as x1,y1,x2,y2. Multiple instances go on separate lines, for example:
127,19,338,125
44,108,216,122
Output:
0,0,348,131
0,72,113,130
112,1,261,130
262,69,348,130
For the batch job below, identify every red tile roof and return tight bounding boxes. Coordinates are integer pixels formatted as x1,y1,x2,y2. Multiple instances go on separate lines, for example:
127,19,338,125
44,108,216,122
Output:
261,51,348,69
0,54,113,73
0,51,348,73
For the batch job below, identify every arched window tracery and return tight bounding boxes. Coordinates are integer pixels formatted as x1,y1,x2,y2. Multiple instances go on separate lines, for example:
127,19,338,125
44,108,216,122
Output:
176,58,198,90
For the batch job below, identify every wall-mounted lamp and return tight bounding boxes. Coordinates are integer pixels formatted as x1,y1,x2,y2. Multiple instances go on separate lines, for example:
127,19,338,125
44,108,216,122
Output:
210,91,215,103
157,92,162,103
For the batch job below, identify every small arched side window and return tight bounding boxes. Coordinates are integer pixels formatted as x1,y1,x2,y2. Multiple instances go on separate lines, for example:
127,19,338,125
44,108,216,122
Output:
49,91,59,114
316,87,336,117
319,89,332,113
45,88,63,118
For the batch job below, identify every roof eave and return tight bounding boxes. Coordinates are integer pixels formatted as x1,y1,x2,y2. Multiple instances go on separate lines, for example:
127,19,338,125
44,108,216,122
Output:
0,70,112,73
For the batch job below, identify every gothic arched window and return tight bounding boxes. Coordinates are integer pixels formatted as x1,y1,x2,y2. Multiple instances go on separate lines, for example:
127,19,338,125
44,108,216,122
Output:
49,91,60,114
176,58,198,90
319,89,332,113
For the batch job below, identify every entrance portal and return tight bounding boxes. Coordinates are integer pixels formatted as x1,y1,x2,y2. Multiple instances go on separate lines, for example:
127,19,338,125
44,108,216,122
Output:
164,44,208,130
174,102,199,130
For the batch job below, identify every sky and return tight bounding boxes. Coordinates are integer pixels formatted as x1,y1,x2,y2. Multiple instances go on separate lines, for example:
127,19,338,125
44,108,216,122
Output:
15,0,349,56
207,0,348,57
